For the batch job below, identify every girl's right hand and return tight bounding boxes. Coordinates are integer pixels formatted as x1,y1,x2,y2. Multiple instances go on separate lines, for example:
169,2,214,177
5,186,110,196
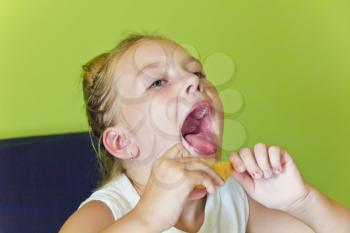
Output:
132,143,225,232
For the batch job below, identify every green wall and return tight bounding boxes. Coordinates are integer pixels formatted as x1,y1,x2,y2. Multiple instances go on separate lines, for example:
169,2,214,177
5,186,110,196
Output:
1,0,349,206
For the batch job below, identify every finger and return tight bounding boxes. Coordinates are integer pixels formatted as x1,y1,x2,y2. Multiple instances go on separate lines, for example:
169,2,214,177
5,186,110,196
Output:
268,145,282,174
254,143,273,179
182,159,225,186
239,147,263,179
229,151,246,173
185,170,217,194
179,156,217,165
232,170,254,195
160,143,188,160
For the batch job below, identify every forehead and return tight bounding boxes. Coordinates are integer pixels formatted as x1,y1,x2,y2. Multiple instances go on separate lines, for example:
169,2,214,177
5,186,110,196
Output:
114,39,197,77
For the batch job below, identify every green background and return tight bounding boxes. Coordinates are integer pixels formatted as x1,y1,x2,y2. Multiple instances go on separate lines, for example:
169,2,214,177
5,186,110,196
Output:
1,0,349,206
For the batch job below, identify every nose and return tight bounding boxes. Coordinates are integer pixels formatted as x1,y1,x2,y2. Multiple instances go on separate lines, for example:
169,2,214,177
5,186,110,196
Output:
181,74,201,96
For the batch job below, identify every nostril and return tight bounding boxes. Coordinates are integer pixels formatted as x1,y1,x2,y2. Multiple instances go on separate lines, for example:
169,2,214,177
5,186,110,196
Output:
186,84,200,93
186,85,192,93
184,75,201,94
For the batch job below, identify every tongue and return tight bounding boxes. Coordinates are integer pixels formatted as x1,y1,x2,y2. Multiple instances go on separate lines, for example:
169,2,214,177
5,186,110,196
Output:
185,132,216,155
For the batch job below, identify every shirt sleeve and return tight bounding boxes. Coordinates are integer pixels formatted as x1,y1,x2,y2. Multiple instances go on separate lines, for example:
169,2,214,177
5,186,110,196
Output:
77,191,124,220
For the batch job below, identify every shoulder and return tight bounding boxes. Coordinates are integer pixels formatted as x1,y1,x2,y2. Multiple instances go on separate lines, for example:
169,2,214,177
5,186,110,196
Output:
59,200,114,233
77,174,138,220
60,174,137,233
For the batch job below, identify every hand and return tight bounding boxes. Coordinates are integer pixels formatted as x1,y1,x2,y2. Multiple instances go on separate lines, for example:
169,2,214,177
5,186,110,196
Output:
229,143,311,212
133,143,225,232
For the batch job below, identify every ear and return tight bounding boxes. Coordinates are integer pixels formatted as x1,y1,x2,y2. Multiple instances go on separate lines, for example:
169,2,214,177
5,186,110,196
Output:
102,126,135,160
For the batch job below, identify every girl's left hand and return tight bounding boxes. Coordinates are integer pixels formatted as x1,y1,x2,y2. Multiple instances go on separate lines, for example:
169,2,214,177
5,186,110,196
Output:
229,143,311,212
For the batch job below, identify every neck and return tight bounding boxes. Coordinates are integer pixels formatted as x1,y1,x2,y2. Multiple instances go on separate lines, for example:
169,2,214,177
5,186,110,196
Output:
128,173,207,232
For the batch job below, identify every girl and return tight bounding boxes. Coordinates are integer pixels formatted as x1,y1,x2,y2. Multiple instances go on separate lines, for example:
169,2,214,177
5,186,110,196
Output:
60,33,350,233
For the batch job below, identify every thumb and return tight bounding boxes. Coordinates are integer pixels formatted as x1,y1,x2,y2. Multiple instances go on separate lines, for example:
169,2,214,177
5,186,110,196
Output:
232,170,254,195
157,143,188,160
280,149,296,170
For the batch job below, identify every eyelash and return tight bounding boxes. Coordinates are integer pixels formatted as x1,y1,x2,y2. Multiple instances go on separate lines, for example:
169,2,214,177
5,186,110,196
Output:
148,71,206,89
194,71,206,79
149,79,167,89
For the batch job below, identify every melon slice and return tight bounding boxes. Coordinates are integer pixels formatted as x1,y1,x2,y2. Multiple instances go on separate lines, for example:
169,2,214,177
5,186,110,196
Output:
195,160,233,189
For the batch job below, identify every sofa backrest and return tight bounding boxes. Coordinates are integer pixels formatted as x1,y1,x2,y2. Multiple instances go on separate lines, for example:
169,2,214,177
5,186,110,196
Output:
0,132,99,233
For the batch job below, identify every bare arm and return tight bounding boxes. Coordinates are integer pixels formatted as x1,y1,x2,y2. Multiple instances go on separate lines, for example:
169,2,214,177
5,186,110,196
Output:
58,201,160,233
247,195,315,233
285,184,350,233
99,205,160,233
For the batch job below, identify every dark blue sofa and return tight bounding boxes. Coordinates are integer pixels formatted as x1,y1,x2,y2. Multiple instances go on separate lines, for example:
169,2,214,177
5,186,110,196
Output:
0,132,100,233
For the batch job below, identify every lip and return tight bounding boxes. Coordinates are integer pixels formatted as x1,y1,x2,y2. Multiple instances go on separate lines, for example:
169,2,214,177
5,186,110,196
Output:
181,99,212,128
181,136,217,157
180,99,216,157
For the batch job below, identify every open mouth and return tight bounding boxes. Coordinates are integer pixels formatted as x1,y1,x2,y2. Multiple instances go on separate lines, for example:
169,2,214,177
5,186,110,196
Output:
181,101,217,155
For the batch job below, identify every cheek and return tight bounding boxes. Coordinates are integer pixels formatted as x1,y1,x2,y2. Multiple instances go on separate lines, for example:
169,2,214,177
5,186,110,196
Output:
148,90,179,136
205,84,224,120
119,103,146,132
212,96,224,117
205,84,224,140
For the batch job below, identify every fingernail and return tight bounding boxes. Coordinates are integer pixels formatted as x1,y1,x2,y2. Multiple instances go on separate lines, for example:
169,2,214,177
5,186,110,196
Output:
274,168,281,174
236,165,245,172
215,179,225,187
253,171,262,179
263,170,271,178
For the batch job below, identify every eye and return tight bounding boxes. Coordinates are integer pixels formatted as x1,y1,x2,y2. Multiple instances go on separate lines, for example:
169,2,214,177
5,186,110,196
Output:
194,71,206,79
149,79,167,89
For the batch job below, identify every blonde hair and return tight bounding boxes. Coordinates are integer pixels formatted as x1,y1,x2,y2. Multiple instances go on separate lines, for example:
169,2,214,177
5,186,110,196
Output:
81,31,168,188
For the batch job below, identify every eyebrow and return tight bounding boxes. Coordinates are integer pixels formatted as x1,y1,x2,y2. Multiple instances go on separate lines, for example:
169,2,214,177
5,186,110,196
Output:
135,56,202,79
186,56,202,66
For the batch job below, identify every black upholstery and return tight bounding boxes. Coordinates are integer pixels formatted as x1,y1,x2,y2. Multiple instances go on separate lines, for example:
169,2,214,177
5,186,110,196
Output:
0,132,100,233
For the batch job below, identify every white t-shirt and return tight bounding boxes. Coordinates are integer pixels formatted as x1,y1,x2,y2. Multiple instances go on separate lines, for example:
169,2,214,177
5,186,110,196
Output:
78,173,249,233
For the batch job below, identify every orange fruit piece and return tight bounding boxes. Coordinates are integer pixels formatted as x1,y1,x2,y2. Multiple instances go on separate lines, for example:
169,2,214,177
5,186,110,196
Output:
195,160,233,189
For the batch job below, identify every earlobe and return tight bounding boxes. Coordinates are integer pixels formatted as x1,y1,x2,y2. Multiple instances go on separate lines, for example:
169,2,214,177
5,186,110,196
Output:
127,142,139,158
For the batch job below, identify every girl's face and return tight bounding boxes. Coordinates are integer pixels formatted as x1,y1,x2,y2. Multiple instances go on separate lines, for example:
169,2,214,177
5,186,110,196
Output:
114,39,224,181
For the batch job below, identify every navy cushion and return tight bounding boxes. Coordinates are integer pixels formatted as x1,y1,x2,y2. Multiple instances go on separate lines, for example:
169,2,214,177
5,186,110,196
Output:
0,132,100,233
